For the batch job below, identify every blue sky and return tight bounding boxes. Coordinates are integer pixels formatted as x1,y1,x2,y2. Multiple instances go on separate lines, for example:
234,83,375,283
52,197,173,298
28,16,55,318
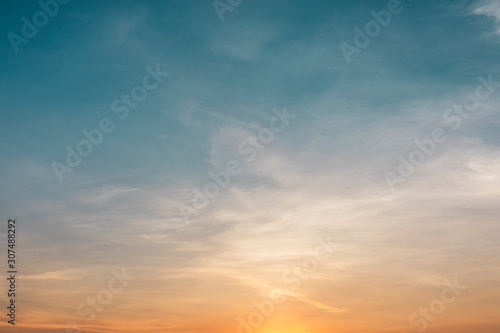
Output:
1,0,500,332
0,0,497,187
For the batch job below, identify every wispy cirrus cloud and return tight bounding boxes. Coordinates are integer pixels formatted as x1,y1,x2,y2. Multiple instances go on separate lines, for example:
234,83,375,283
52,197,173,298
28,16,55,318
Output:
472,0,500,33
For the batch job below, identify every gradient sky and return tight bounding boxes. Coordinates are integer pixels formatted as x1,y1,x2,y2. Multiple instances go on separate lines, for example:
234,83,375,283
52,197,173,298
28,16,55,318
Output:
1,0,500,332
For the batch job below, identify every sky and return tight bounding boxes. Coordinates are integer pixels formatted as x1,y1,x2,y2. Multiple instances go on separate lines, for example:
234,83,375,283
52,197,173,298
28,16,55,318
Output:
1,0,500,332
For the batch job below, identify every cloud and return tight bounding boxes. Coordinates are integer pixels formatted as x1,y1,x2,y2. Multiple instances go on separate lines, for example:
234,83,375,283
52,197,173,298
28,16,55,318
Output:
22,270,78,280
473,0,500,33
